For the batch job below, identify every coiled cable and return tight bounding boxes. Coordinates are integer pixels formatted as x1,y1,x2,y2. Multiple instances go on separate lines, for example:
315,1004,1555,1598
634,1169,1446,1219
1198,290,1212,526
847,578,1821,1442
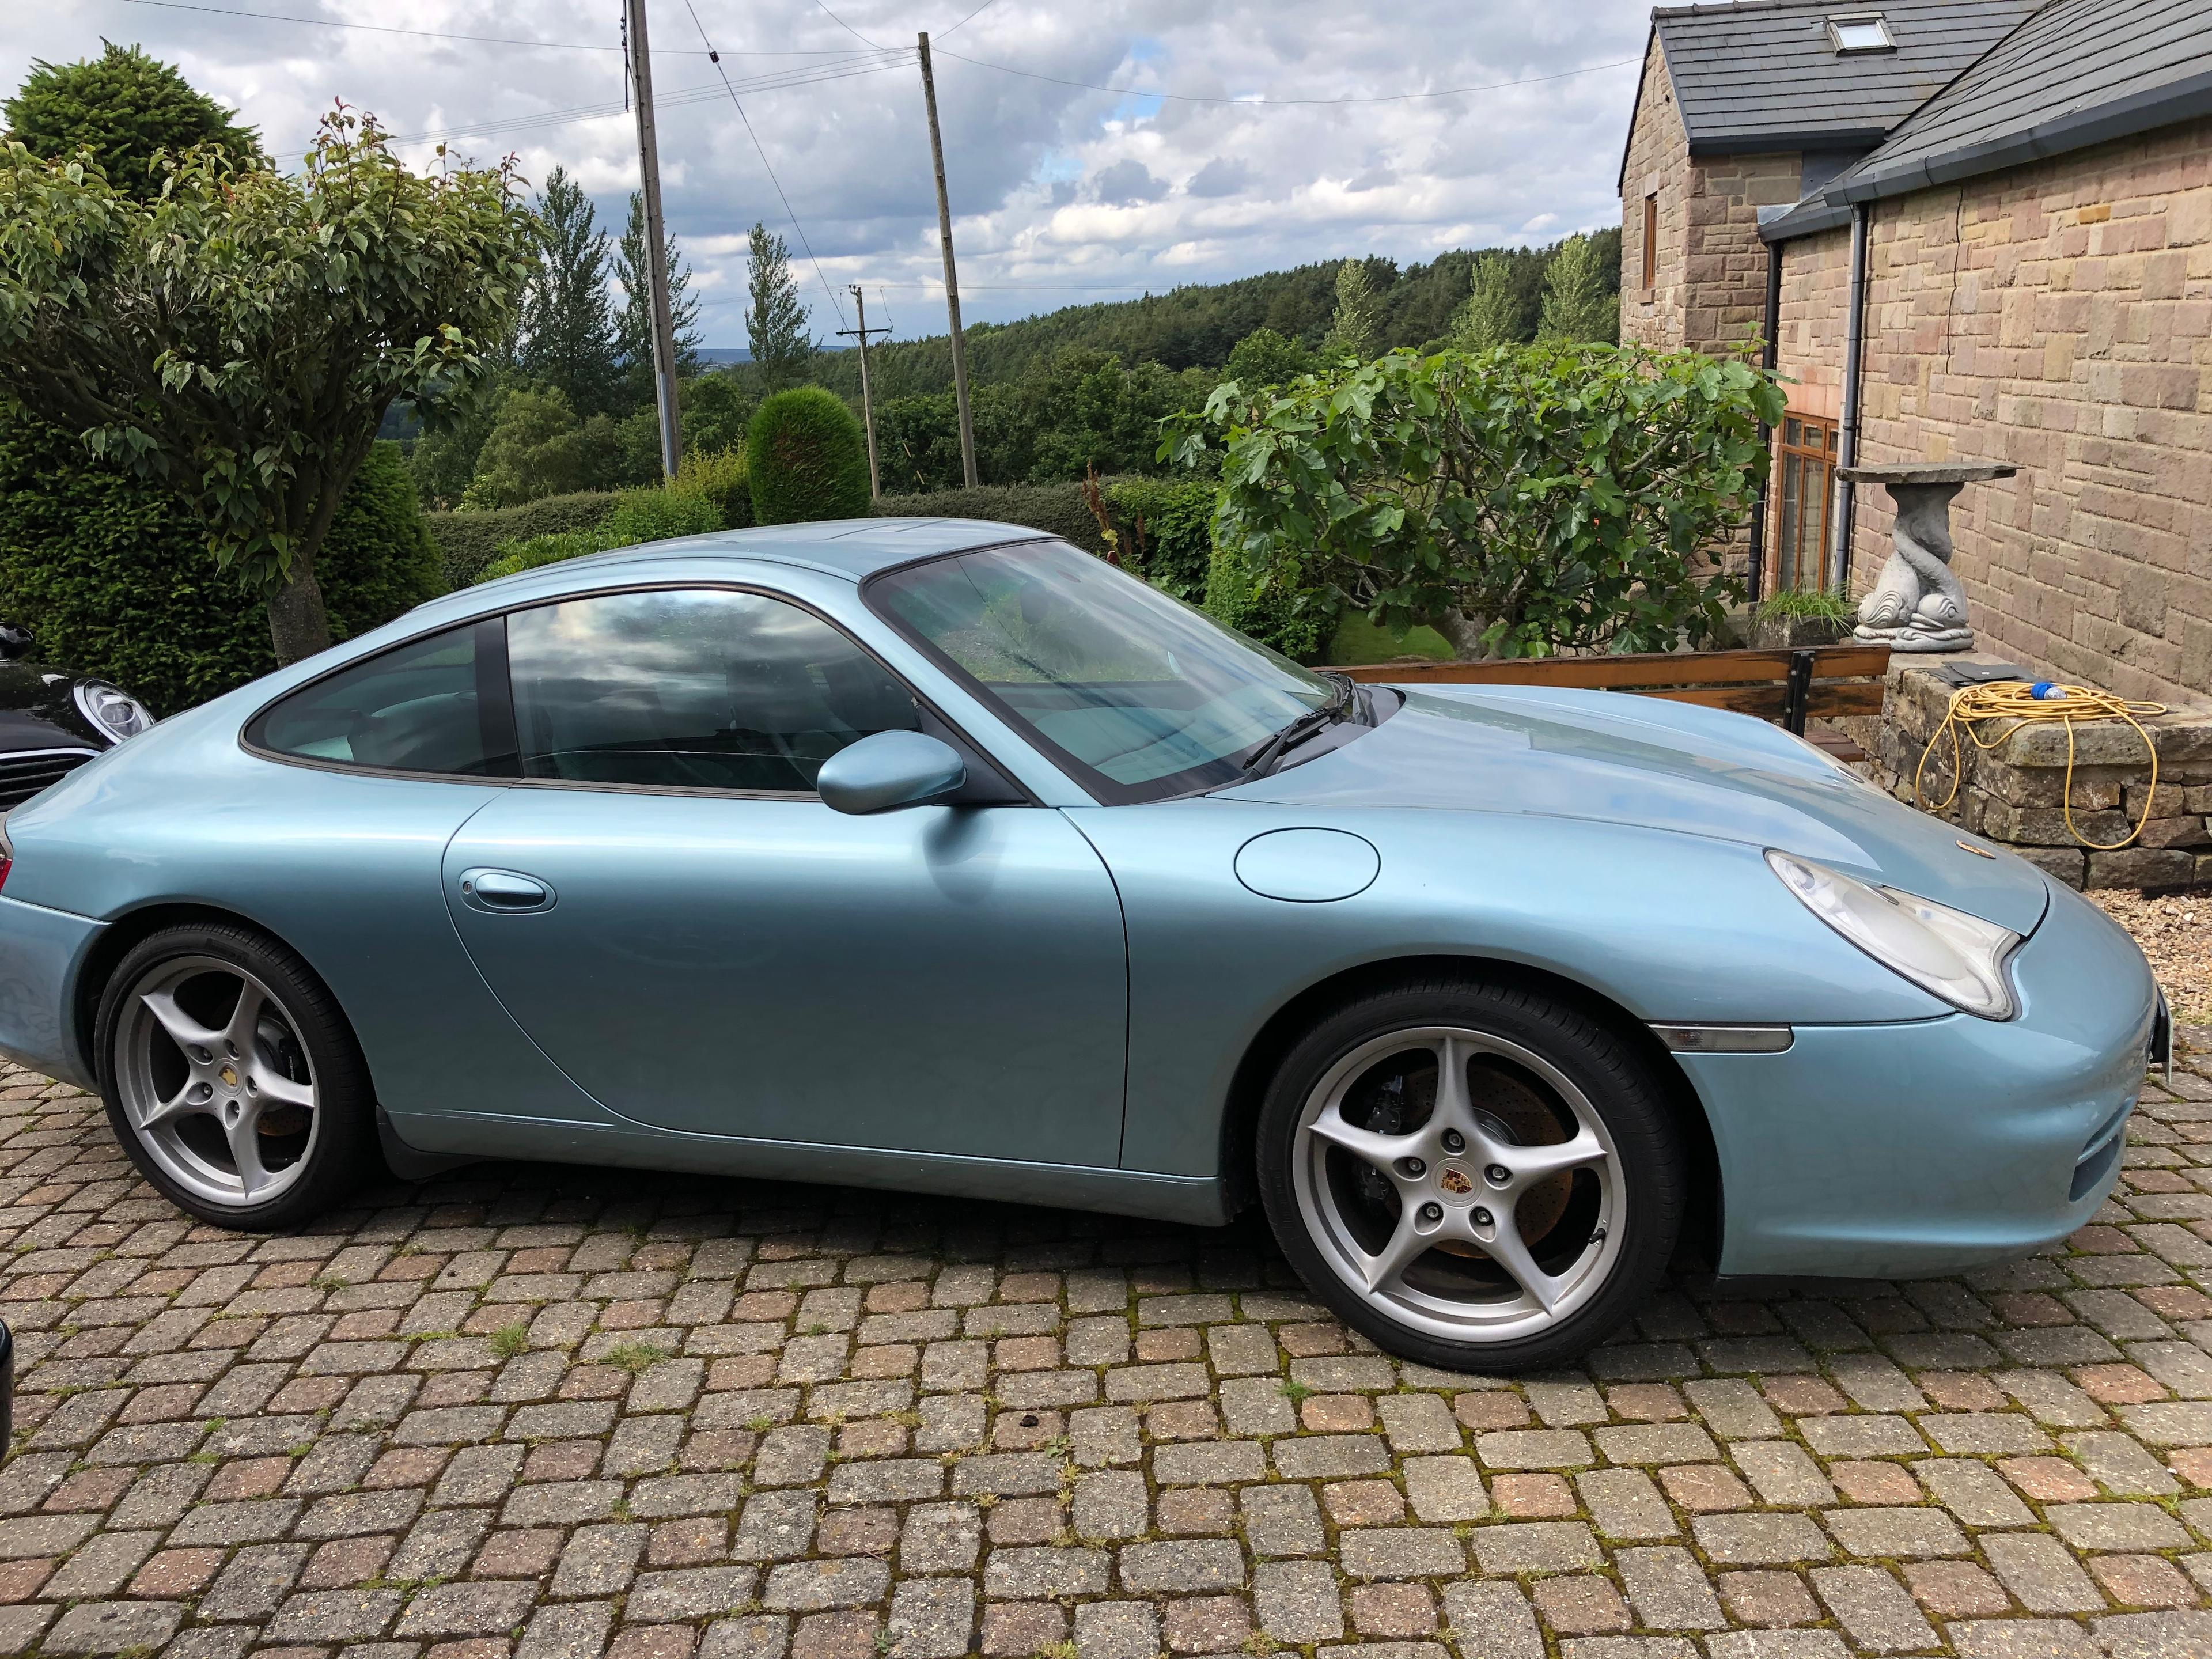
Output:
1916,681,2168,851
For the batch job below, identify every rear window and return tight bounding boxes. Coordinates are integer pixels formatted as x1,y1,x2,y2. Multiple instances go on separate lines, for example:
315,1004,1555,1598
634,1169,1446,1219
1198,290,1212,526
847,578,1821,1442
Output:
250,621,517,777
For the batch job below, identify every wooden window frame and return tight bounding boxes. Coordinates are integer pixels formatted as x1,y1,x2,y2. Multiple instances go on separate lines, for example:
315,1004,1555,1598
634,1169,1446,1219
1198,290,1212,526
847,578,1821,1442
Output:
1771,412,1838,595
1641,194,1658,290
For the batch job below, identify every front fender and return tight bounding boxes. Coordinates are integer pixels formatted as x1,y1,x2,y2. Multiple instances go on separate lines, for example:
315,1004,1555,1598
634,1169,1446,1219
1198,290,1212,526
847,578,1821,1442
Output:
1065,800,1950,1179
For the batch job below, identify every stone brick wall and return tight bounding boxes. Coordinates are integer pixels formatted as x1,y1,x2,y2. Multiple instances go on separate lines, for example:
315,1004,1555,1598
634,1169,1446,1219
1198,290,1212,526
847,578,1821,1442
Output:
1620,37,1800,359
1620,36,1690,352
1872,654,2212,889
1793,117,2212,705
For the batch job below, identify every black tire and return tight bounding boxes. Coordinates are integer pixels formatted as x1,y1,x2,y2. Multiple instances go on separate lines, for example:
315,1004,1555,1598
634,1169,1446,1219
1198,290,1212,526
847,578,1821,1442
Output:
94,922,375,1231
1256,976,1684,1373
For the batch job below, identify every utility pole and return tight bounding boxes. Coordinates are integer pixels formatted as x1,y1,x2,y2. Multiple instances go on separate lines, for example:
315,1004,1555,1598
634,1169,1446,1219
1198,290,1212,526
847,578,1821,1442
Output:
626,0,682,480
916,32,977,487
836,286,891,500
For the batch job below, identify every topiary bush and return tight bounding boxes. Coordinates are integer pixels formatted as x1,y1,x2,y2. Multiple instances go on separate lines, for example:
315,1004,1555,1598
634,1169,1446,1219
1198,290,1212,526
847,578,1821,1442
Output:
425,491,622,589
746,388,871,525
0,416,444,710
474,486,724,583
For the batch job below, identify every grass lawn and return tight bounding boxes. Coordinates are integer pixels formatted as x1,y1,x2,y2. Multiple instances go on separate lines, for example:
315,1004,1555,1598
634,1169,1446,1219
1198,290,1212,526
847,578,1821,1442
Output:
1325,613,1456,666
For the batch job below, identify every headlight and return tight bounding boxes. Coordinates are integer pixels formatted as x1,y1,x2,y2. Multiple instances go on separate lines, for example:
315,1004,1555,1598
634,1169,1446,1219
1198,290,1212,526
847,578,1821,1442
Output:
74,680,155,744
1766,849,2021,1020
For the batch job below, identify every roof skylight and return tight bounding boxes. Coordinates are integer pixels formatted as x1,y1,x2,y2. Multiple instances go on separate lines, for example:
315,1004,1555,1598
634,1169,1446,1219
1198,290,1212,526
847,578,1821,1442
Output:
1828,14,1896,53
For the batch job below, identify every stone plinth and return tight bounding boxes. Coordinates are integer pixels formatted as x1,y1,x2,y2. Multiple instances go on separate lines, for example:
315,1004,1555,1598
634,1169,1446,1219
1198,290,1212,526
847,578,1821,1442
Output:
1867,652,2212,889
1839,463,2018,655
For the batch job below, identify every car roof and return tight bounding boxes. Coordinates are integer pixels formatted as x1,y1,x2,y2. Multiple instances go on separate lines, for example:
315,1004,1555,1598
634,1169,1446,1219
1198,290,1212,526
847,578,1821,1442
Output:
507,517,1056,586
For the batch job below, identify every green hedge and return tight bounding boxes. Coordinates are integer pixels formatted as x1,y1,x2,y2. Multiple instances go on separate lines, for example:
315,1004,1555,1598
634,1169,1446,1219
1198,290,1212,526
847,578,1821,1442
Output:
476,488,725,584
0,417,443,711
1099,476,1214,601
425,490,622,590
1205,541,1326,662
870,481,1112,558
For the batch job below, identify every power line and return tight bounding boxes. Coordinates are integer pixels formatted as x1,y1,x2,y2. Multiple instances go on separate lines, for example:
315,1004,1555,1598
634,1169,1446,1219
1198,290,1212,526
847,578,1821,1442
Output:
113,0,858,56
931,47,1642,105
935,0,999,40
810,0,888,52
682,0,853,331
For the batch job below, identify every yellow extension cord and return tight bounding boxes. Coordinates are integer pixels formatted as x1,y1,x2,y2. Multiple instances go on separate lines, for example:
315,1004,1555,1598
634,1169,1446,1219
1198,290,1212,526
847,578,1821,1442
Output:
1916,681,2169,851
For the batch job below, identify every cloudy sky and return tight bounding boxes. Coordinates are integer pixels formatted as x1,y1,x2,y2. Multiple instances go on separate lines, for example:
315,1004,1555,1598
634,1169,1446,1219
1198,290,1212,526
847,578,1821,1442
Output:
4,0,1654,346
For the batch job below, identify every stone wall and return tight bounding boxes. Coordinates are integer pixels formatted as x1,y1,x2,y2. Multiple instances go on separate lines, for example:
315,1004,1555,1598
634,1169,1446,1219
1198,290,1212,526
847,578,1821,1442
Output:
1870,654,2212,889
1784,116,2212,706
1620,40,1801,358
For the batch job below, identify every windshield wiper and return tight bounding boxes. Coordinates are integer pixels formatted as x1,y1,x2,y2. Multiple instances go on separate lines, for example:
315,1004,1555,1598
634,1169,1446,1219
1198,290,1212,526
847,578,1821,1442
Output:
1240,672,1359,777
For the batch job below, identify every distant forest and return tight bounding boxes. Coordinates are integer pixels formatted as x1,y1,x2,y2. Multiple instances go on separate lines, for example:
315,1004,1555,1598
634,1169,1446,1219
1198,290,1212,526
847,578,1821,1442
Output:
812,228,1623,401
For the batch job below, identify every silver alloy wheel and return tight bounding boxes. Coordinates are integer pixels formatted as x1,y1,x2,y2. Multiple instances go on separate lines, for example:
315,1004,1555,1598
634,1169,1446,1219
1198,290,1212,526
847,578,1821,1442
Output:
113,955,320,1210
1291,1025,1624,1344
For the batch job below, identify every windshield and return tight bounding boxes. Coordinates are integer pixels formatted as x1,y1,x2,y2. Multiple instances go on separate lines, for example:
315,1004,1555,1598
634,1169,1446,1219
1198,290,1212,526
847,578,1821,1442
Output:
865,539,1334,803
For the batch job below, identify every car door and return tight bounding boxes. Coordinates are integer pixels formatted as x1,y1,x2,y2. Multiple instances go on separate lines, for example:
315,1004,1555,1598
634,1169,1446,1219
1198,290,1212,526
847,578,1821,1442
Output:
441,582,1129,1168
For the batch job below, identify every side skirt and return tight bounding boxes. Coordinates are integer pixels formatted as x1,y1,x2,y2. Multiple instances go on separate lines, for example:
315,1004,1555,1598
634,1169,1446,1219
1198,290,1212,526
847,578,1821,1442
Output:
386,1110,1233,1227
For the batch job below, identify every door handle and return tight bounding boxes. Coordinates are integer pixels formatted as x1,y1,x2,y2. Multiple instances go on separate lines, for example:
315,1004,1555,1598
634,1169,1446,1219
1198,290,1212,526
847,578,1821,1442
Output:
459,869,555,913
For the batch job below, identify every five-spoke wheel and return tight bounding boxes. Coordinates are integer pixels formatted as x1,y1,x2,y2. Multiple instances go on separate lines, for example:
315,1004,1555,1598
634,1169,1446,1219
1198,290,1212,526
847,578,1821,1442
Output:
97,924,374,1229
1259,979,1684,1370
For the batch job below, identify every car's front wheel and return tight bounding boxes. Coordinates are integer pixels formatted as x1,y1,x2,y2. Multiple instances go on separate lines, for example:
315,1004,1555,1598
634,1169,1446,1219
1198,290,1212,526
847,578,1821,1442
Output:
96,923,374,1230
1256,978,1684,1372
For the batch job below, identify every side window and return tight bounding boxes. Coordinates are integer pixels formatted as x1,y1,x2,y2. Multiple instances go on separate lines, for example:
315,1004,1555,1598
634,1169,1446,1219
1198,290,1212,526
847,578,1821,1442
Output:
252,621,516,777
506,588,920,793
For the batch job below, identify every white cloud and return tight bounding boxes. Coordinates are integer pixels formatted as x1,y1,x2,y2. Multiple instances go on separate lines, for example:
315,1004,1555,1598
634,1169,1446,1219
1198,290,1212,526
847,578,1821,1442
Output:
3,0,1650,345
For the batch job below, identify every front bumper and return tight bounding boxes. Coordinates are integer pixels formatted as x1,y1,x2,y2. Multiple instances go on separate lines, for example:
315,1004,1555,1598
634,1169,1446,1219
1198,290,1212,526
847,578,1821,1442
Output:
1685,877,2155,1279
0,893,104,1092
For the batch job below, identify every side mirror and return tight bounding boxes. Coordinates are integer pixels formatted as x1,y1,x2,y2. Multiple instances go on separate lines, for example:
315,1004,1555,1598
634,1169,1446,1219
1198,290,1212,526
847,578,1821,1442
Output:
817,730,966,815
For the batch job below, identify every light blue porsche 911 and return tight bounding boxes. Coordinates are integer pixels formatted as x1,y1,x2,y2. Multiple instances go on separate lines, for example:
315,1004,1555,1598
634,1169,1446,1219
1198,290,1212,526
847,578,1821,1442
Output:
0,521,2163,1368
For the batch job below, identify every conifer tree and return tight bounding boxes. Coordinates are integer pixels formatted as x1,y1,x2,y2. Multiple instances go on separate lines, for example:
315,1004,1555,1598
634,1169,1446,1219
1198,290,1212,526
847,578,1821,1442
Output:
1320,258,1382,362
517,166,622,415
615,190,700,407
1537,233,1619,344
1452,252,1520,351
3,41,261,199
744,222,812,392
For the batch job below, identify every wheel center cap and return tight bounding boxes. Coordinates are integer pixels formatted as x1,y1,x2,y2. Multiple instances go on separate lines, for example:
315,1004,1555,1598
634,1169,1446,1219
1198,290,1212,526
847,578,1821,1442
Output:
1437,1165,1475,1198
217,1063,239,1089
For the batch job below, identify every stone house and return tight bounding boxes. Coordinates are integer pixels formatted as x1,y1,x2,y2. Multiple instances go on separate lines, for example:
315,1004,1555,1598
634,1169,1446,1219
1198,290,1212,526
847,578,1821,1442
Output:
1620,0,2212,704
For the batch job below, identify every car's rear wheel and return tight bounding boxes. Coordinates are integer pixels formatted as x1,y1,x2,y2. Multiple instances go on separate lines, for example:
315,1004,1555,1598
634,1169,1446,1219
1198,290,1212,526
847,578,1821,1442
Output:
1256,978,1684,1372
96,923,373,1230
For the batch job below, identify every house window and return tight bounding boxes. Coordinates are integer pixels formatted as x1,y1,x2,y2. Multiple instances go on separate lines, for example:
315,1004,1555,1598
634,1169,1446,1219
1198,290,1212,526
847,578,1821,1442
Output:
1772,414,1838,593
1827,13,1894,53
1641,194,1658,289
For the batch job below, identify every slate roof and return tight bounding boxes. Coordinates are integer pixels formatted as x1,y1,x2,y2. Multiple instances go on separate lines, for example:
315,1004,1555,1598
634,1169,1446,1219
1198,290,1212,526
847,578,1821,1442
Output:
1644,0,2044,156
1763,0,2212,237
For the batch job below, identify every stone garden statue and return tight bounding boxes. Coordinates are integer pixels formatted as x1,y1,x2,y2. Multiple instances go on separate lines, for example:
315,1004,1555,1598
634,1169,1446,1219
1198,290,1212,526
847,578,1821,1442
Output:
1836,463,2017,653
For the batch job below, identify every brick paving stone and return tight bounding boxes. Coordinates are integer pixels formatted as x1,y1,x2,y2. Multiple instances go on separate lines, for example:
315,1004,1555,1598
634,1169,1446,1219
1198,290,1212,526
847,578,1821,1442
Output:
0,1041,2205,1659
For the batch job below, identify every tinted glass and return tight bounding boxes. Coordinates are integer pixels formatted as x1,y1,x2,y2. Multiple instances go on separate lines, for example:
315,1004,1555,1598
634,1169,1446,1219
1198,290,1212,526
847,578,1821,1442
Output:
255,624,511,775
507,588,919,793
867,540,1328,804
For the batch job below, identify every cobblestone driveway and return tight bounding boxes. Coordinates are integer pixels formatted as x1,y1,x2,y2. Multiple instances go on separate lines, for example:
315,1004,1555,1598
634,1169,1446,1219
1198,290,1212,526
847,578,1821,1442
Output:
3,1038,2211,1659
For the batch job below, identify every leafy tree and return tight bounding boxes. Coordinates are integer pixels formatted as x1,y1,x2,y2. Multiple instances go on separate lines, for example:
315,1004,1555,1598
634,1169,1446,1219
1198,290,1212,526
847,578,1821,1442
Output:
1164,342,1783,660
746,387,868,523
1539,233,1619,344
744,222,812,393
1224,327,1310,389
680,370,753,458
408,386,505,510
518,166,622,416
3,41,261,200
1321,259,1384,362
461,385,584,509
1452,252,1520,352
0,109,535,663
614,190,700,407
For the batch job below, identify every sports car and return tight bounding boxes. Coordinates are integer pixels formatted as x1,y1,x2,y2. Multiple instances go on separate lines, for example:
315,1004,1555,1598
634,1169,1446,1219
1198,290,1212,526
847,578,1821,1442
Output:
0,521,2161,1369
